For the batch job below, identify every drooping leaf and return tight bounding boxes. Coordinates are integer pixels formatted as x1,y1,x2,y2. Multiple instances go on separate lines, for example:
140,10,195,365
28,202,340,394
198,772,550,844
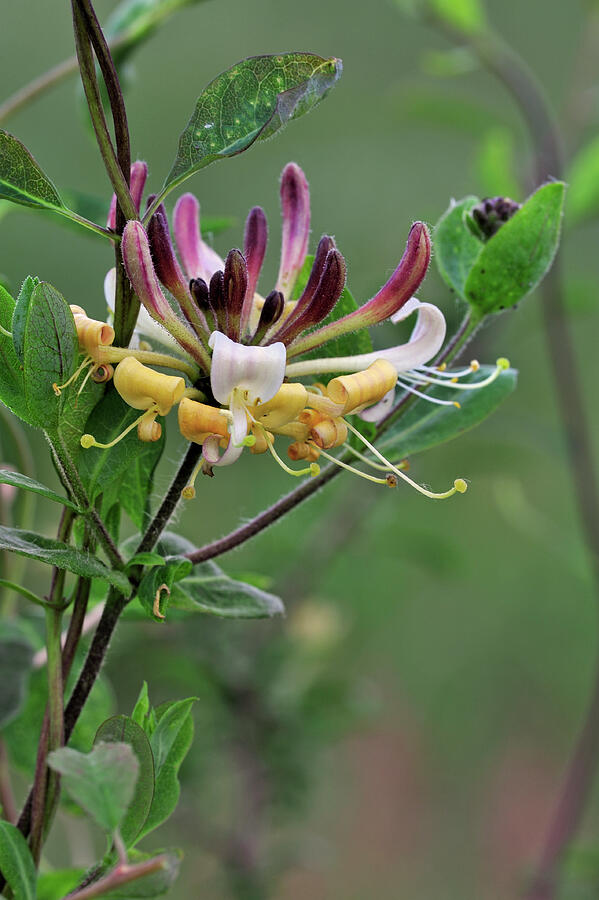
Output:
95,716,155,848
0,130,64,212
0,284,27,420
0,622,34,729
137,699,196,840
79,390,165,528
376,366,517,460
463,181,565,317
48,742,139,834
12,281,78,430
164,53,342,193
0,821,36,900
567,134,599,226
434,195,482,299
0,525,130,592
156,533,284,618
0,469,78,511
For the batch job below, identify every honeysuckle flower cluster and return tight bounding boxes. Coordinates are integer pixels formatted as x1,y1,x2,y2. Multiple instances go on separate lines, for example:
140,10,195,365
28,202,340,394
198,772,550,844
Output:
68,160,509,501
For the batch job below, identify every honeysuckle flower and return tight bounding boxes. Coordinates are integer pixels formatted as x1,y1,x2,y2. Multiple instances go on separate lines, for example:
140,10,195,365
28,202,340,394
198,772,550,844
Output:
97,159,508,499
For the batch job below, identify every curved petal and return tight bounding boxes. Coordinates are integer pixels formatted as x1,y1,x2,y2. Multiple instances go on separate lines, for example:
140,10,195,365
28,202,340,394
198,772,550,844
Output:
202,433,245,468
209,332,286,405
284,300,447,377
173,193,224,282
359,386,396,423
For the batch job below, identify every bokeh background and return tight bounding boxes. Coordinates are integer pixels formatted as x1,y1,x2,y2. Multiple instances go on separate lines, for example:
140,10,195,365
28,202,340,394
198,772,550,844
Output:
2,1,599,897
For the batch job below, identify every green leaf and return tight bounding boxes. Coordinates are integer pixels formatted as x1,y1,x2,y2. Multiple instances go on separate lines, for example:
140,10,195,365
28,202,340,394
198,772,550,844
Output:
48,742,139,834
0,624,34,729
131,682,150,727
0,821,36,900
13,281,78,430
567,134,599,226
127,552,166,570
95,716,155,848
137,557,193,621
79,390,165,528
156,532,285,618
463,182,566,317
0,130,64,212
12,276,40,362
0,469,78,511
55,377,105,464
434,195,482,299
376,366,517,460
36,869,85,900
0,285,27,420
0,524,130,593
164,53,342,193
138,699,196,840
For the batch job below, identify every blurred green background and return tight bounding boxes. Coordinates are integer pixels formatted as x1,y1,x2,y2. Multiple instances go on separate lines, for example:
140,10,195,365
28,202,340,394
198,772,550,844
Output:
3,1,599,897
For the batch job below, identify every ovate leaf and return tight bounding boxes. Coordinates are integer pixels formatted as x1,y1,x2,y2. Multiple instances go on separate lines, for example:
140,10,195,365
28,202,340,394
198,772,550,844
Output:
164,54,342,192
0,525,130,592
0,469,78,511
137,557,193,622
0,130,64,211
464,182,565,317
434,195,482,298
376,366,517,459
48,742,139,834
95,716,155,848
0,821,36,900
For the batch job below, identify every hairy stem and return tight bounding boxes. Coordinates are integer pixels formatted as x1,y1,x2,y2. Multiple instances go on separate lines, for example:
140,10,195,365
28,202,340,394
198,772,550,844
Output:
67,855,170,899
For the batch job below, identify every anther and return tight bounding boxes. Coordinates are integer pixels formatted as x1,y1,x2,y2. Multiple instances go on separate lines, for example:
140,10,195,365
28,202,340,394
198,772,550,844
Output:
386,474,398,488
153,583,169,620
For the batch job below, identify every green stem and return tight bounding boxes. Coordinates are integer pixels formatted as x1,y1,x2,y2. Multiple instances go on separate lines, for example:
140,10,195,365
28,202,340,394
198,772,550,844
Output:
0,580,45,608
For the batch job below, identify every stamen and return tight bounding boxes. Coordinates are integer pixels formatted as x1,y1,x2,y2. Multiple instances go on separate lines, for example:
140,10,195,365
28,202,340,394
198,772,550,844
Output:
312,444,396,486
182,459,204,499
153,583,169,620
407,358,509,392
420,360,480,378
260,425,320,478
343,442,408,472
81,406,159,450
396,377,460,408
344,419,467,500
53,355,92,396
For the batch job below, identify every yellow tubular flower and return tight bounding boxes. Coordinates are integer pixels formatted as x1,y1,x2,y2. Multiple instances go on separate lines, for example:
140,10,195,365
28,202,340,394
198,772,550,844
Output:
326,359,398,415
70,305,115,359
310,417,348,449
113,357,185,415
178,397,230,443
251,383,308,431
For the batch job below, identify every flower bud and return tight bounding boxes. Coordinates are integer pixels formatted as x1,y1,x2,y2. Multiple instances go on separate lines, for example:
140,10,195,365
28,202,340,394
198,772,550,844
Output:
223,249,248,340
252,290,285,343
276,162,310,297
70,305,115,359
122,221,173,322
467,196,522,240
147,200,190,305
173,192,224,282
274,249,346,345
189,278,210,310
243,206,268,301
107,160,148,229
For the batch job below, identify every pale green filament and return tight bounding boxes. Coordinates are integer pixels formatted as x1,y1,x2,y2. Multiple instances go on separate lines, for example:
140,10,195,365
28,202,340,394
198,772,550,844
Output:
53,355,92,396
81,406,159,450
314,444,395,486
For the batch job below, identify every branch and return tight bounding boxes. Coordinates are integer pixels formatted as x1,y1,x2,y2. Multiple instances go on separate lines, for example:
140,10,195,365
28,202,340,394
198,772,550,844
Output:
67,855,170,900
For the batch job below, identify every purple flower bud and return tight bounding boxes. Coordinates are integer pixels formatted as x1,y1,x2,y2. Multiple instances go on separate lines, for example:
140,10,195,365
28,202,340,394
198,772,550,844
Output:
253,290,285,344
107,160,148,229
173,192,224,281
240,206,268,336
275,249,346,346
278,235,335,335
190,278,210,310
209,269,228,334
276,162,310,298
289,223,431,358
223,249,249,341
122,220,172,321
147,201,190,306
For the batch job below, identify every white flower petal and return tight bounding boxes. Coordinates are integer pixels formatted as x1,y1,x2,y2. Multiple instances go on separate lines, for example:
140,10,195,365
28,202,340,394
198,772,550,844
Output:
209,332,286,405
359,386,396,423
285,300,446,378
202,433,244,467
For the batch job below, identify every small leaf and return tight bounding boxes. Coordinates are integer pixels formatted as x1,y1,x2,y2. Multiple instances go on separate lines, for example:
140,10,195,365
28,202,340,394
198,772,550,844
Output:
0,821,36,900
0,623,34,729
157,531,285,618
376,366,518,460
95,716,155,848
48,742,139,834
36,869,85,900
127,552,166,570
464,181,566,317
138,699,196,840
0,130,64,211
0,284,27,420
164,54,342,192
131,682,150,727
0,469,78,511
137,557,193,621
567,134,599,226
434,195,482,299
0,524,130,593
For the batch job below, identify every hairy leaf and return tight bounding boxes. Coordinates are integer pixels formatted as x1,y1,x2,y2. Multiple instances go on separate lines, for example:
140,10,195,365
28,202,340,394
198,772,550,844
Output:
0,821,36,900
0,469,78,511
434,195,482,299
0,525,130,592
165,54,342,192
48,742,139,834
464,182,565,317
0,130,64,211
95,716,155,848
376,366,517,459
